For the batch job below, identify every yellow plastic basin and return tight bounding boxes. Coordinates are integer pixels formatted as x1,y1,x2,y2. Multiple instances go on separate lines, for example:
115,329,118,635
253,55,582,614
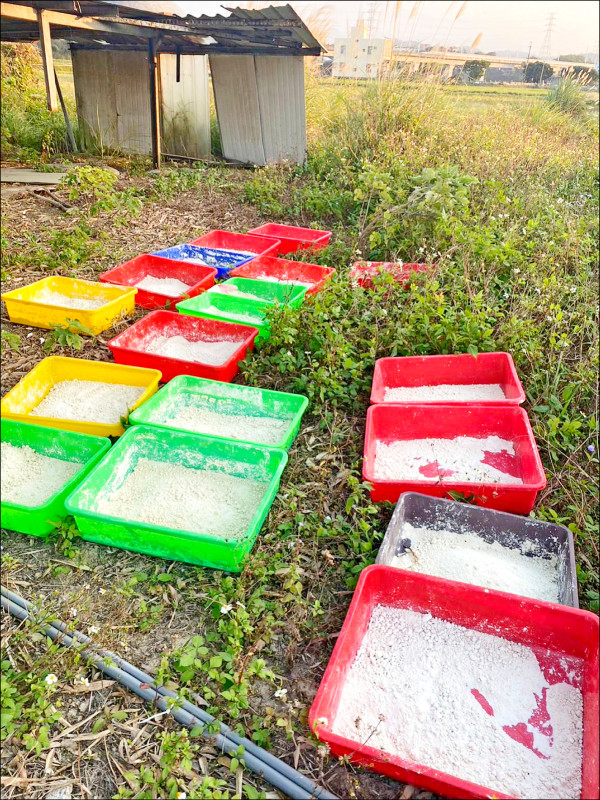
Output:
1,356,161,437
1,277,136,335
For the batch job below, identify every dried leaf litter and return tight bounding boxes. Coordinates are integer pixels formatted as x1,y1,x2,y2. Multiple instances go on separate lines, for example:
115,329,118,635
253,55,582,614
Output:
30,380,145,424
374,435,523,483
1,442,80,506
383,383,506,402
94,459,268,539
390,522,559,602
332,606,583,800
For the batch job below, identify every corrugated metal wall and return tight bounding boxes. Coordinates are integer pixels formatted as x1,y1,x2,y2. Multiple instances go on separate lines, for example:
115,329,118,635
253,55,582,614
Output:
210,54,306,165
160,54,210,159
72,50,152,155
210,54,265,164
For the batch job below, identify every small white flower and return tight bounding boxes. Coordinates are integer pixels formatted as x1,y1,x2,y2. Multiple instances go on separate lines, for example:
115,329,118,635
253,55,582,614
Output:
45,673,58,686
176,793,187,799
74,676,89,686
235,601,245,609
119,641,129,650
88,625,100,635
98,588,107,595
69,607,78,618
220,604,233,615
40,338,45,344
274,688,288,699
316,716,328,726
513,268,521,274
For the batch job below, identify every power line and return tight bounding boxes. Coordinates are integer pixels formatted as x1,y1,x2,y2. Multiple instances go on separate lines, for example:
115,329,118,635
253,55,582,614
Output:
540,12,557,61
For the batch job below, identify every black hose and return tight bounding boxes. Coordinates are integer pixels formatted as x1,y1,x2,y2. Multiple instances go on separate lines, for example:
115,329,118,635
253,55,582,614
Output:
1,585,332,798
1,587,337,800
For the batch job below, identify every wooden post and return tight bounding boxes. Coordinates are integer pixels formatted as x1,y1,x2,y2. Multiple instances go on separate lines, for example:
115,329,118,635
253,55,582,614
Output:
38,9,58,112
148,38,162,168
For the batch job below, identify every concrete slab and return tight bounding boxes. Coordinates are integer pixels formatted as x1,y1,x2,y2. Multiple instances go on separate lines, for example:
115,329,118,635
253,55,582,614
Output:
1,168,66,185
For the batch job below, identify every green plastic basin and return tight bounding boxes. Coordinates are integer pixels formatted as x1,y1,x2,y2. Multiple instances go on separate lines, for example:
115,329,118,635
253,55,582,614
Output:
211,277,307,308
65,425,288,571
129,375,309,450
176,292,272,342
1,419,111,537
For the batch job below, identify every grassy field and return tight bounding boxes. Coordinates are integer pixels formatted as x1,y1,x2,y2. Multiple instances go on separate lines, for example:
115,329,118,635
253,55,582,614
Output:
1,49,599,800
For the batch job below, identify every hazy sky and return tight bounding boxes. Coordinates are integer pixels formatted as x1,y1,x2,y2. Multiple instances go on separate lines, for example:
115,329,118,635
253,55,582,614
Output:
178,1,599,58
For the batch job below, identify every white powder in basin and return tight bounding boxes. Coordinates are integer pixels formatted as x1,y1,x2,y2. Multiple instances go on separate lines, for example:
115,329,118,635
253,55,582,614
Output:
144,335,241,365
253,277,311,286
211,285,267,302
95,458,267,539
32,288,107,310
167,405,290,445
383,383,506,402
1,442,81,506
374,435,523,484
332,605,583,800
390,522,559,602
30,380,145,424
134,276,191,297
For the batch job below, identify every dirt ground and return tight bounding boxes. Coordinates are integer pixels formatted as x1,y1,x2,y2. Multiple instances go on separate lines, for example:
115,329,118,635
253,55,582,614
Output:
1,166,433,800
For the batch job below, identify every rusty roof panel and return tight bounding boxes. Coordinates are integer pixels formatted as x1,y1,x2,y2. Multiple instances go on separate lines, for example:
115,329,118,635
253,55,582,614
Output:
1,2,323,54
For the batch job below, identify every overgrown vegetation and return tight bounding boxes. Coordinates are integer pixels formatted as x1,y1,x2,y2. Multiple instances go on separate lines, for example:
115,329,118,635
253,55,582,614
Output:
1,44,76,160
1,54,599,800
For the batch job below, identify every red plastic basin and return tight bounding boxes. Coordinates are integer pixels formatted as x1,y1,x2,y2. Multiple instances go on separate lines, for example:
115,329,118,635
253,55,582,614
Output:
363,404,546,512
350,261,432,288
106,310,258,383
189,230,280,257
228,256,335,295
99,255,216,310
371,353,525,405
247,223,332,254
309,564,599,800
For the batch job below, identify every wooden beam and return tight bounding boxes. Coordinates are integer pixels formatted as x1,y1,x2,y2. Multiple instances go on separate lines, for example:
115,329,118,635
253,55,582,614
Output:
70,43,320,56
1,2,154,38
148,38,162,169
1,2,37,22
38,10,58,112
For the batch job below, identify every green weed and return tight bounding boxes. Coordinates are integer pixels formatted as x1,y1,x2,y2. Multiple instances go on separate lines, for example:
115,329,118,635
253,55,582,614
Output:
1,329,21,353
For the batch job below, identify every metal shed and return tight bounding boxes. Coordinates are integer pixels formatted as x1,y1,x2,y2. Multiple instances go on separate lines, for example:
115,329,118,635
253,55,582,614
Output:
0,1,322,166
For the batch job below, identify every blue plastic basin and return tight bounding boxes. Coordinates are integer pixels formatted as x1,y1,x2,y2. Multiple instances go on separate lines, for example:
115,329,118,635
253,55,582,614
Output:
152,245,255,278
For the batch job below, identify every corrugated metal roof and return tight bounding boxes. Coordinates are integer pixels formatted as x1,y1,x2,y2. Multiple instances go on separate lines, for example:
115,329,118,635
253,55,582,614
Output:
100,1,189,15
1,2,323,54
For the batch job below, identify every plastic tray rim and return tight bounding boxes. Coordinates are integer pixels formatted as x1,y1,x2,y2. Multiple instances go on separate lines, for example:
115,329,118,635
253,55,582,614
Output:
370,352,526,405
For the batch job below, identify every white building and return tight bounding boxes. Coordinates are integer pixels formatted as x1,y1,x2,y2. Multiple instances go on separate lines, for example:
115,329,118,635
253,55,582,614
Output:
333,21,392,78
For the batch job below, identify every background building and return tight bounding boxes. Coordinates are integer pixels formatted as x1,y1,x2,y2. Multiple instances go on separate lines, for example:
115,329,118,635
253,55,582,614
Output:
333,21,392,78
